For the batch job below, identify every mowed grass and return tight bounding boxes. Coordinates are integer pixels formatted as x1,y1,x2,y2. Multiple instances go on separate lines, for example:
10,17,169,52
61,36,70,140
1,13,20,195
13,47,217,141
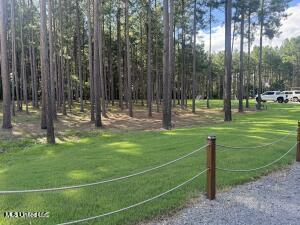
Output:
0,100,299,225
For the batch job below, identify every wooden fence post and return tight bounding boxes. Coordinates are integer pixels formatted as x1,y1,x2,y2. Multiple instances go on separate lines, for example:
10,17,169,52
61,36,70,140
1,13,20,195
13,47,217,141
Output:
297,122,300,162
206,135,216,200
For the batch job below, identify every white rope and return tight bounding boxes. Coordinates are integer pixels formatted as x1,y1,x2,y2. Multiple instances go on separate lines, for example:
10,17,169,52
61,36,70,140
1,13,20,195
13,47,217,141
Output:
216,142,297,172
0,145,208,194
57,169,208,225
217,130,295,150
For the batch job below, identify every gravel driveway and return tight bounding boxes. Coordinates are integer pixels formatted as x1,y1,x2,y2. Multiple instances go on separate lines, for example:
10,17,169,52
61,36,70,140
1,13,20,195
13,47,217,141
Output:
147,163,300,225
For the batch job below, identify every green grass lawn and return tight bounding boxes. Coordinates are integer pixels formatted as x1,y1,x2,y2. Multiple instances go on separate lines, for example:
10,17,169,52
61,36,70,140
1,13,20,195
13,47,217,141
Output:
0,100,298,225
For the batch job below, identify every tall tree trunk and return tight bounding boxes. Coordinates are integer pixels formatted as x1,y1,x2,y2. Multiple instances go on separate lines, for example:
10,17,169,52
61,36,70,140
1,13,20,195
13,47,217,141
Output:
207,5,212,109
155,0,160,113
246,9,251,109
169,0,174,114
117,0,124,110
20,2,28,113
257,0,264,110
56,9,60,107
29,47,34,107
224,0,232,121
123,43,128,108
139,18,144,107
117,2,123,110
32,41,39,108
103,41,108,107
99,2,107,117
108,10,114,106
59,0,66,116
61,57,67,116
29,1,33,108
0,0,12,129
177,39,181,106
55,55,59,108
162,0,172,129
66,50,72,112
87,0,95,121
39,0,55,143
17,3,22,112
11,0,17,116
238,8,245,113
172,22,176,108
29,0,38,109
49,0,57,119
93,0,102,127
147,0,152,117
76,0,84,112
192,0,197,113
180,0,185,109
14,1,21,112
125,0,133,117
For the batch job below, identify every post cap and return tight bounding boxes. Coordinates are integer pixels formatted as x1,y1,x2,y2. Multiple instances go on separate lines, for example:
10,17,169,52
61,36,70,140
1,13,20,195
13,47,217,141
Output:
207,135,216,140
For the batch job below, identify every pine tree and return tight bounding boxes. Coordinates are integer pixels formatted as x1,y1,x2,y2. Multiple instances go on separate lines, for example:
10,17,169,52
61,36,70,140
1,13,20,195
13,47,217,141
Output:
0,0,12,129
39,0,55,143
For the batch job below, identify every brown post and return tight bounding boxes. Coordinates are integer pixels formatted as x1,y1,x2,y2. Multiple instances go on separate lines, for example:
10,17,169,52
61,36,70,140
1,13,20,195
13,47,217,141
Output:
206,135,216,200
297,121,300,162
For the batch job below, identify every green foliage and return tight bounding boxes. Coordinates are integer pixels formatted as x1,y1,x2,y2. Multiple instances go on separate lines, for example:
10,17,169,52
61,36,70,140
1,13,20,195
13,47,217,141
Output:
270,79,285,90
212,36,300,94
260,0,291,40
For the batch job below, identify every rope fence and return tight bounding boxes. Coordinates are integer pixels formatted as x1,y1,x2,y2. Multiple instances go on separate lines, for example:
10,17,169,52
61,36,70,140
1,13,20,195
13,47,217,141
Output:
1,122,300,225
57,169,208,225
56,123,300,224
216,142,297,172
216,128,295,150
0,145,208,194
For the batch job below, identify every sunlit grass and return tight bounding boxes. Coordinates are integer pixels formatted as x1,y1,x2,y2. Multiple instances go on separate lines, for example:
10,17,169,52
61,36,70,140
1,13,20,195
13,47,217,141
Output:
0,100,299,225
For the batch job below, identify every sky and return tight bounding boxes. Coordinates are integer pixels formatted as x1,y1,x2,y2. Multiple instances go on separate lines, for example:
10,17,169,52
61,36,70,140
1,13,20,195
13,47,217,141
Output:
197,0,300,52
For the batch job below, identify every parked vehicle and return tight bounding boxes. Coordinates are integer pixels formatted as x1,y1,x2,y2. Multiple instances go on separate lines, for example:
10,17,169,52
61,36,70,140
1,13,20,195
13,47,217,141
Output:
256,91,289,103
283,91,300,102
